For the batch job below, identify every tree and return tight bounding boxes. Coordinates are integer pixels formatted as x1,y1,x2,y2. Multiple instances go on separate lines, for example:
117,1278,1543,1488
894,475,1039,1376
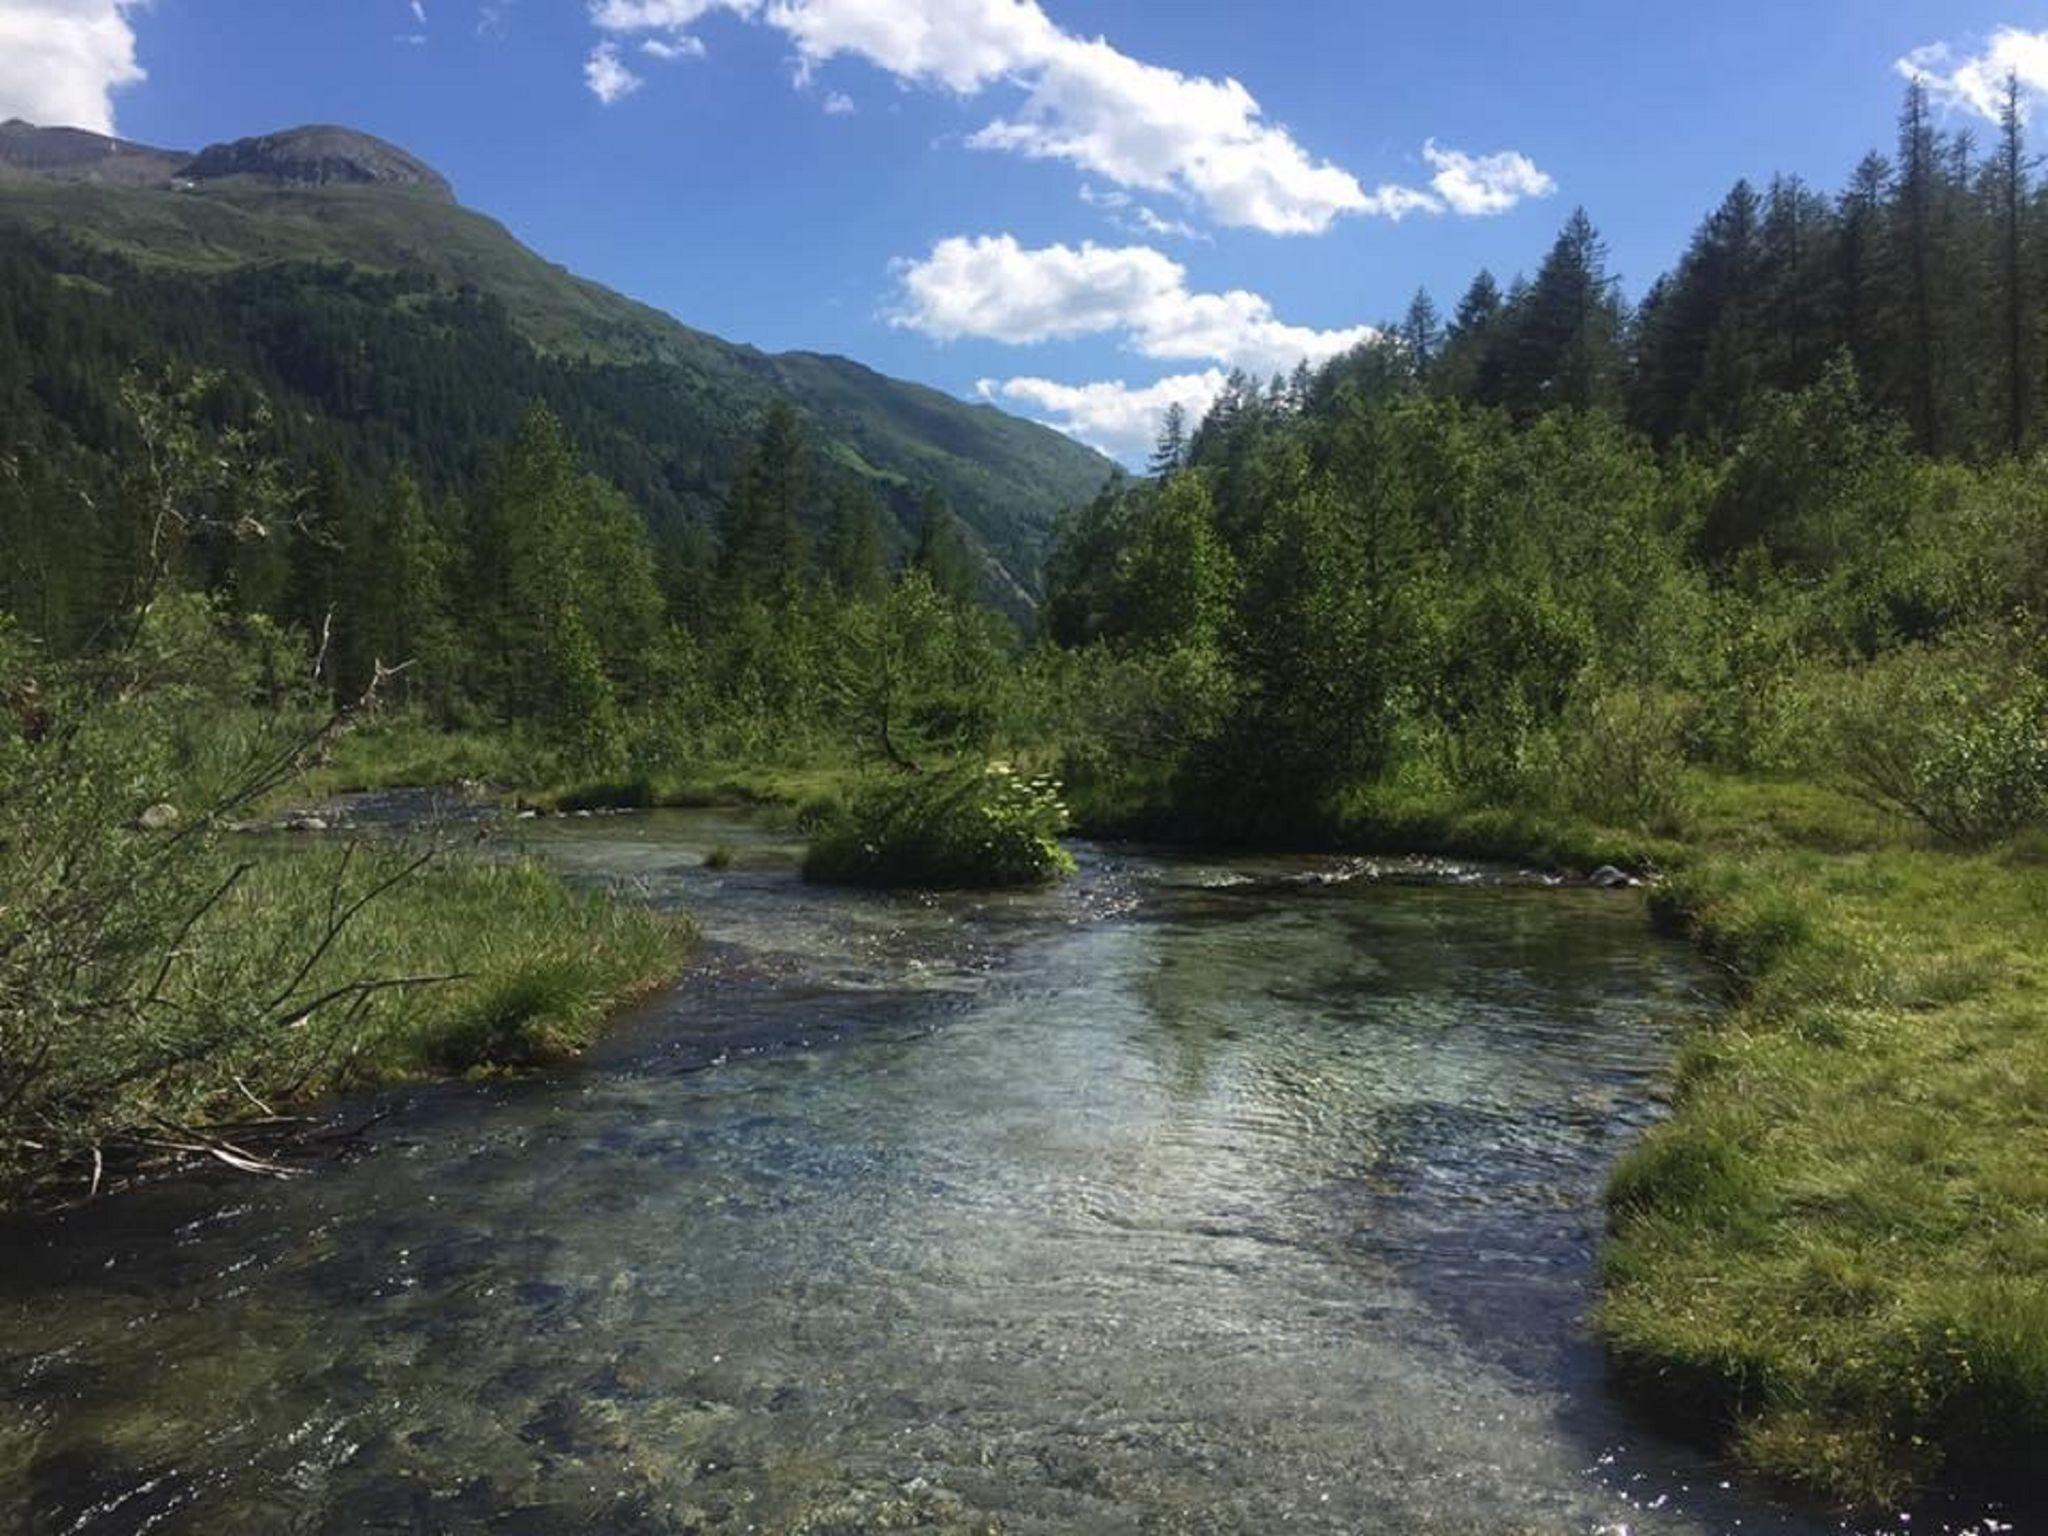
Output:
1994,70,2034,454
1894,79,1948,452
1437,270,1505,402
719,401,810,608
1401,288,1444,378
339,470,455,707
471,408,623,760
1149,402,1190,478
910,489,977,606
1503,210,1626,417
1121,474,1237,652
821,481,891,602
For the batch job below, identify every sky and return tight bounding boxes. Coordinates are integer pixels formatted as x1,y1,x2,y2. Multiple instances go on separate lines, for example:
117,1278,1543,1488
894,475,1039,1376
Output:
1,1,2043,463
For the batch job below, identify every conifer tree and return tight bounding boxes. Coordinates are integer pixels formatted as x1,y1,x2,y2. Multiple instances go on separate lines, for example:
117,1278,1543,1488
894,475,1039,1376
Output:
719,402,810,608
1149,402,1190,478
1994,70,2034,454
1401,288,1444,378
910,489,977,607
822,482,891,602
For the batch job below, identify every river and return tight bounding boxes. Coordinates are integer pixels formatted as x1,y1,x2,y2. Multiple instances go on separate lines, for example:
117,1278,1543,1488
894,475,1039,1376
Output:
0,810,1877,1534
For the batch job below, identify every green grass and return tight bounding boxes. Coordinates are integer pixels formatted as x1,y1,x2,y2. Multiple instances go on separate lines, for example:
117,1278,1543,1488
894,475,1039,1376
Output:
1325,770,2048,1510
303,713,861,817
257,850,693,1087
1600,828,2048,1509
0,840,691,1208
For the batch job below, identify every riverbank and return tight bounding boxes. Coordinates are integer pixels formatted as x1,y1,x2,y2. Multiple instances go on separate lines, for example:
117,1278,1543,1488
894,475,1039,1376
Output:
1,840,692,1211
1321,775,2047,1513
282,728,2048,1509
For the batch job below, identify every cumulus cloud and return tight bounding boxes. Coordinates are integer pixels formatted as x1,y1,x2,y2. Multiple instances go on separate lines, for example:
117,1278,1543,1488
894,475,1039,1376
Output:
821,89,855,114
1899,28,2048,122
585,40,643,102
894,234,1373,377
981,371,1229,460
1424,140,1556,216
583,0,1552,233
0,0,147,135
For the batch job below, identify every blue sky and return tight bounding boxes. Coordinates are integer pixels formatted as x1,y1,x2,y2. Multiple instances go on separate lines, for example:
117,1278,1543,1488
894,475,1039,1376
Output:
2,0,2040,460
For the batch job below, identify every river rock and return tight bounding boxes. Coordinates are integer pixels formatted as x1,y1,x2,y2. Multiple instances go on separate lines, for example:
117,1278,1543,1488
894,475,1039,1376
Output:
137,801,180,831
1587,865,1639,889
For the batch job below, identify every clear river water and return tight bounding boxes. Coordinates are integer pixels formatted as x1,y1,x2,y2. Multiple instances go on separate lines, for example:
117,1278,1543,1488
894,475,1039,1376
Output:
0,810,1914,1534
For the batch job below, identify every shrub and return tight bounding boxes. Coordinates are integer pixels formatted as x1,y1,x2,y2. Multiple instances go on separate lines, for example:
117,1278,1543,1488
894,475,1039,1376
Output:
1826,632,2048,846
803,763,1076,889
1544,684,1692,833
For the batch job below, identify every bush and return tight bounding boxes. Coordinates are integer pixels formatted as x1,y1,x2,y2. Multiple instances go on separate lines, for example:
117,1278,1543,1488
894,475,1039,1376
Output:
1826,632,2048,846
1544,684,1692,833
803,763,1076,889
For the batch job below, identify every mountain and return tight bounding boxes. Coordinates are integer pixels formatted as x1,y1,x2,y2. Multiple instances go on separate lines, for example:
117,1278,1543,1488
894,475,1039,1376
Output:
0,118,185,186
0,122,1115,608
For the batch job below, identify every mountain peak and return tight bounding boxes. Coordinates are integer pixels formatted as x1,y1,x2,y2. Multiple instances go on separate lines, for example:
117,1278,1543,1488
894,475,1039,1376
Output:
0,120,188,187
180,126,455,202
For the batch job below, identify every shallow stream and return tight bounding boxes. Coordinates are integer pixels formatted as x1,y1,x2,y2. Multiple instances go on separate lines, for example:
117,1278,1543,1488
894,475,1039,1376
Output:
0,811,1888,1534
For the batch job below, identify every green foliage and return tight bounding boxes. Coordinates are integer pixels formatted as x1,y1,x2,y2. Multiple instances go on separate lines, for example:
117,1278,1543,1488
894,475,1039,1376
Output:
909,489,978,608
1543,683,1693,833
0,187,1113,620
803,764,1075,890
825,571,1012,772
1601,831,2048,1508
1825,629,2048,845
0,593,686,1202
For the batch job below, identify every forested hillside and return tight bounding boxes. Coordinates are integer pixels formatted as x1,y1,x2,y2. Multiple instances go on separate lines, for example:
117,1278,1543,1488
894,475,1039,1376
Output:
0,123,1114,634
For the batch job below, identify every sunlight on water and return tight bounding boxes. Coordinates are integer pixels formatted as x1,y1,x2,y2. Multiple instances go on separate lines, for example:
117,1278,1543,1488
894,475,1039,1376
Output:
0,811,1924,1534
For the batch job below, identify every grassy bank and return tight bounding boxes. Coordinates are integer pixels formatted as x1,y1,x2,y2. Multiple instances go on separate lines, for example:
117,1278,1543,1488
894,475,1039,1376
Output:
1,837,692,1209
298,713,857,817
1315,774,2045,1511
297,719,2048,1508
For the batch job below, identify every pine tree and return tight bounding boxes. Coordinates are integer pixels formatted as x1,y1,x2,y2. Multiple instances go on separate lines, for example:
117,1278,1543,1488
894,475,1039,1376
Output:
1994,70,2034,454
822,482,890,602
1437,271,1504,401
910,489,977,606
1149,402,1190,478
1894,79,1947,452
719,402,810,608
1401,288,1444,378
1502,211,1624,417
1837,153,1890,380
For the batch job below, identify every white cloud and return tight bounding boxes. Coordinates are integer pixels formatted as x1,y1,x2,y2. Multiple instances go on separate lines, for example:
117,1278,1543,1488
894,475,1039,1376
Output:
0,0,147,135
410,0,427,23
1423,140,1556,216
894,234,1373,376
583,0,1551,236
822,89,855,114
591,0,748,30
982,371,1228,460
642,33,705,59
585,40,644,102
1899,29,2048,122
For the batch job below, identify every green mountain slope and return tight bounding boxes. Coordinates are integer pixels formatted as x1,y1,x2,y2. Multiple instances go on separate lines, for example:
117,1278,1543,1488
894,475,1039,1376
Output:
0,123,1114,606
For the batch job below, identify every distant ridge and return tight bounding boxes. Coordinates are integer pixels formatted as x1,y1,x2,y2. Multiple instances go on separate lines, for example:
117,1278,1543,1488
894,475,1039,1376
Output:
0,121,453,201
0,118,1115,608
180,126,456,201
0,119,186,186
